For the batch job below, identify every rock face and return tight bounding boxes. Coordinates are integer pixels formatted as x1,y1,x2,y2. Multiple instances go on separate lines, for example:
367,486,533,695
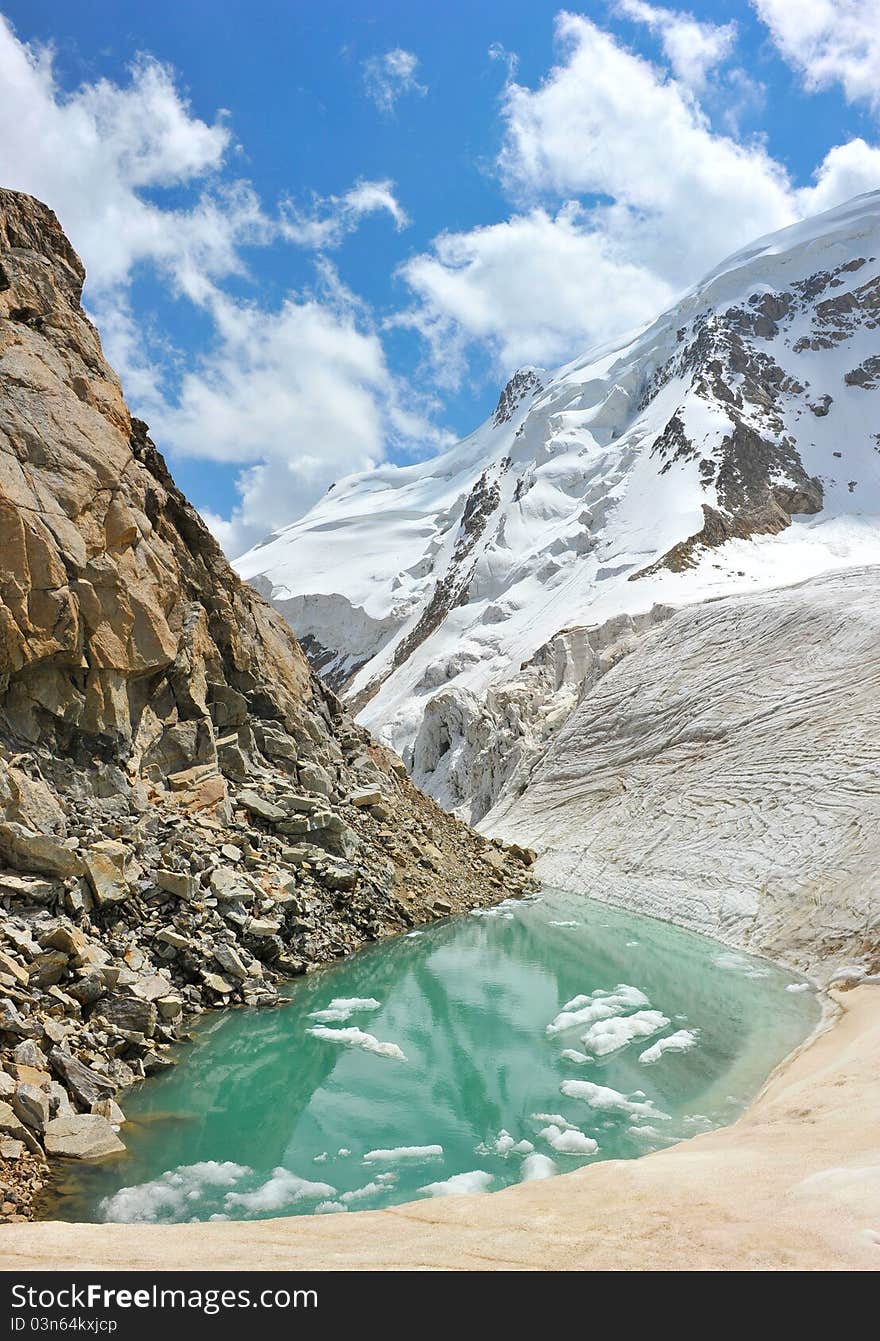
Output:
487,567,880,978
235,191,880,827
0,189,534,1216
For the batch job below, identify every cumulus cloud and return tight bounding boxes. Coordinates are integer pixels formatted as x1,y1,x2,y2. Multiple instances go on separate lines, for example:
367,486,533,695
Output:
753,0,880,110
280,179,409,249
616,0,738,88
0,15,425,552
398,203,674,381
362,48,427,113
398,12,880,383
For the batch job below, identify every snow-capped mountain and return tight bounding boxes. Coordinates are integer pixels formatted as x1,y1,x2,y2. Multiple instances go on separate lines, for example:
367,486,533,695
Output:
235,191,880,822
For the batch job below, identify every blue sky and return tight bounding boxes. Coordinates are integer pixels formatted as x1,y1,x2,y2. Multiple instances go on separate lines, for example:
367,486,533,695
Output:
1,1,879,553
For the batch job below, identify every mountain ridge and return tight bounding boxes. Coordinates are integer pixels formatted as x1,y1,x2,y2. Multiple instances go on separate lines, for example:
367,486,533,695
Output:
236,190,880,821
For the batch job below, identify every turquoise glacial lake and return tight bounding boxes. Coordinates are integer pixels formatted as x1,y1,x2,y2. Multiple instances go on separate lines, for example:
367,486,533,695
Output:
48,888,820,1223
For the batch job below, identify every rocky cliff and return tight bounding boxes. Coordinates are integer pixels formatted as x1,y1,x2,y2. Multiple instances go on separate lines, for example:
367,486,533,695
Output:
0,190,533,1217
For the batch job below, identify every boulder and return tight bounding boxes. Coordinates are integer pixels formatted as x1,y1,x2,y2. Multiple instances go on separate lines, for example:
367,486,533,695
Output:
44,1114,125,1159
155,869,198,901
213,944,248,980
95,994,156,1038
298,762,334,797
48,1049,116,1107
27,950,69,989
83,841,130,906
237,790,286,824
349,786,383,808
12,1082,50,1133
0,951,27,986
0,824,81,879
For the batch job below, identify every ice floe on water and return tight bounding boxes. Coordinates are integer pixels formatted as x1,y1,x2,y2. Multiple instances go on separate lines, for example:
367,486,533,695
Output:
363,1144,443,1164
560,1048,589,1064
581,1009,669,1057
340,1180,385,1204
548,920,580,928
476,1130,535,1158
315,1201,348,1214
520,1153,558,1181
308,997,382,1024
561,1079,666,1119
546,984,650,1036
306,1025,406,1060
786,982,811,993
530,1112,579,1131
420,1171,494,1197
313,1152,328,1163
225,1168,336,1214
99,1161,250,1224
639,1029,700,1065
536,1124,598,1155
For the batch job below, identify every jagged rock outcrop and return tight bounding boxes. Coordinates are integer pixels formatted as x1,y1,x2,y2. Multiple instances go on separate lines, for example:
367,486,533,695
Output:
0,189,533,1219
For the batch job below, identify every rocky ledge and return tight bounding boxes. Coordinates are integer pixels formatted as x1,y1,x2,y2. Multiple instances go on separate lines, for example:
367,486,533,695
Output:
0,189,535,1220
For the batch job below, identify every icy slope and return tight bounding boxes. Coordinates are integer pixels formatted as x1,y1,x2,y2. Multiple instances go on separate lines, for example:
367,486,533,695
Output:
236,192,880,819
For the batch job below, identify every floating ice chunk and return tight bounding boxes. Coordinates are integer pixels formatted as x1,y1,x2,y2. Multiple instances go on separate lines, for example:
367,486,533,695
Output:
225,1168,336,1214
581,1009,669,1056
627,1125,661,1139
337,1148,351,1157
639,1029,700,1065
530,1112,579,1131
786,982,811,993
561,1079,665,1119
406,931,424,938
363,1145,443,1164
374,1172,397,1185
476,1130,535,1158
419,1171,494,1197
560,1049,589,1064
548,920,580,928
313,1152,328,1163
340,1181,385,1204
306,1025,406,1060
547,984,650,1036
625,940,639,947
99,1161,251,1225
537,1124,598,1155
520,1153,557,1181
308,997,382,1024
315,1201,348,1214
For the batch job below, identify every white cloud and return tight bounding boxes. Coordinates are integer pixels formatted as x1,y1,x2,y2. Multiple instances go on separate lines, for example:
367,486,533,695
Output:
616,0,737,88
754,0,880,110
161,271,447,556
398,203,674,381
398,12,880,383
362,48,427,113
280,179,409,249
0,16,265,301
0,15,427,551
